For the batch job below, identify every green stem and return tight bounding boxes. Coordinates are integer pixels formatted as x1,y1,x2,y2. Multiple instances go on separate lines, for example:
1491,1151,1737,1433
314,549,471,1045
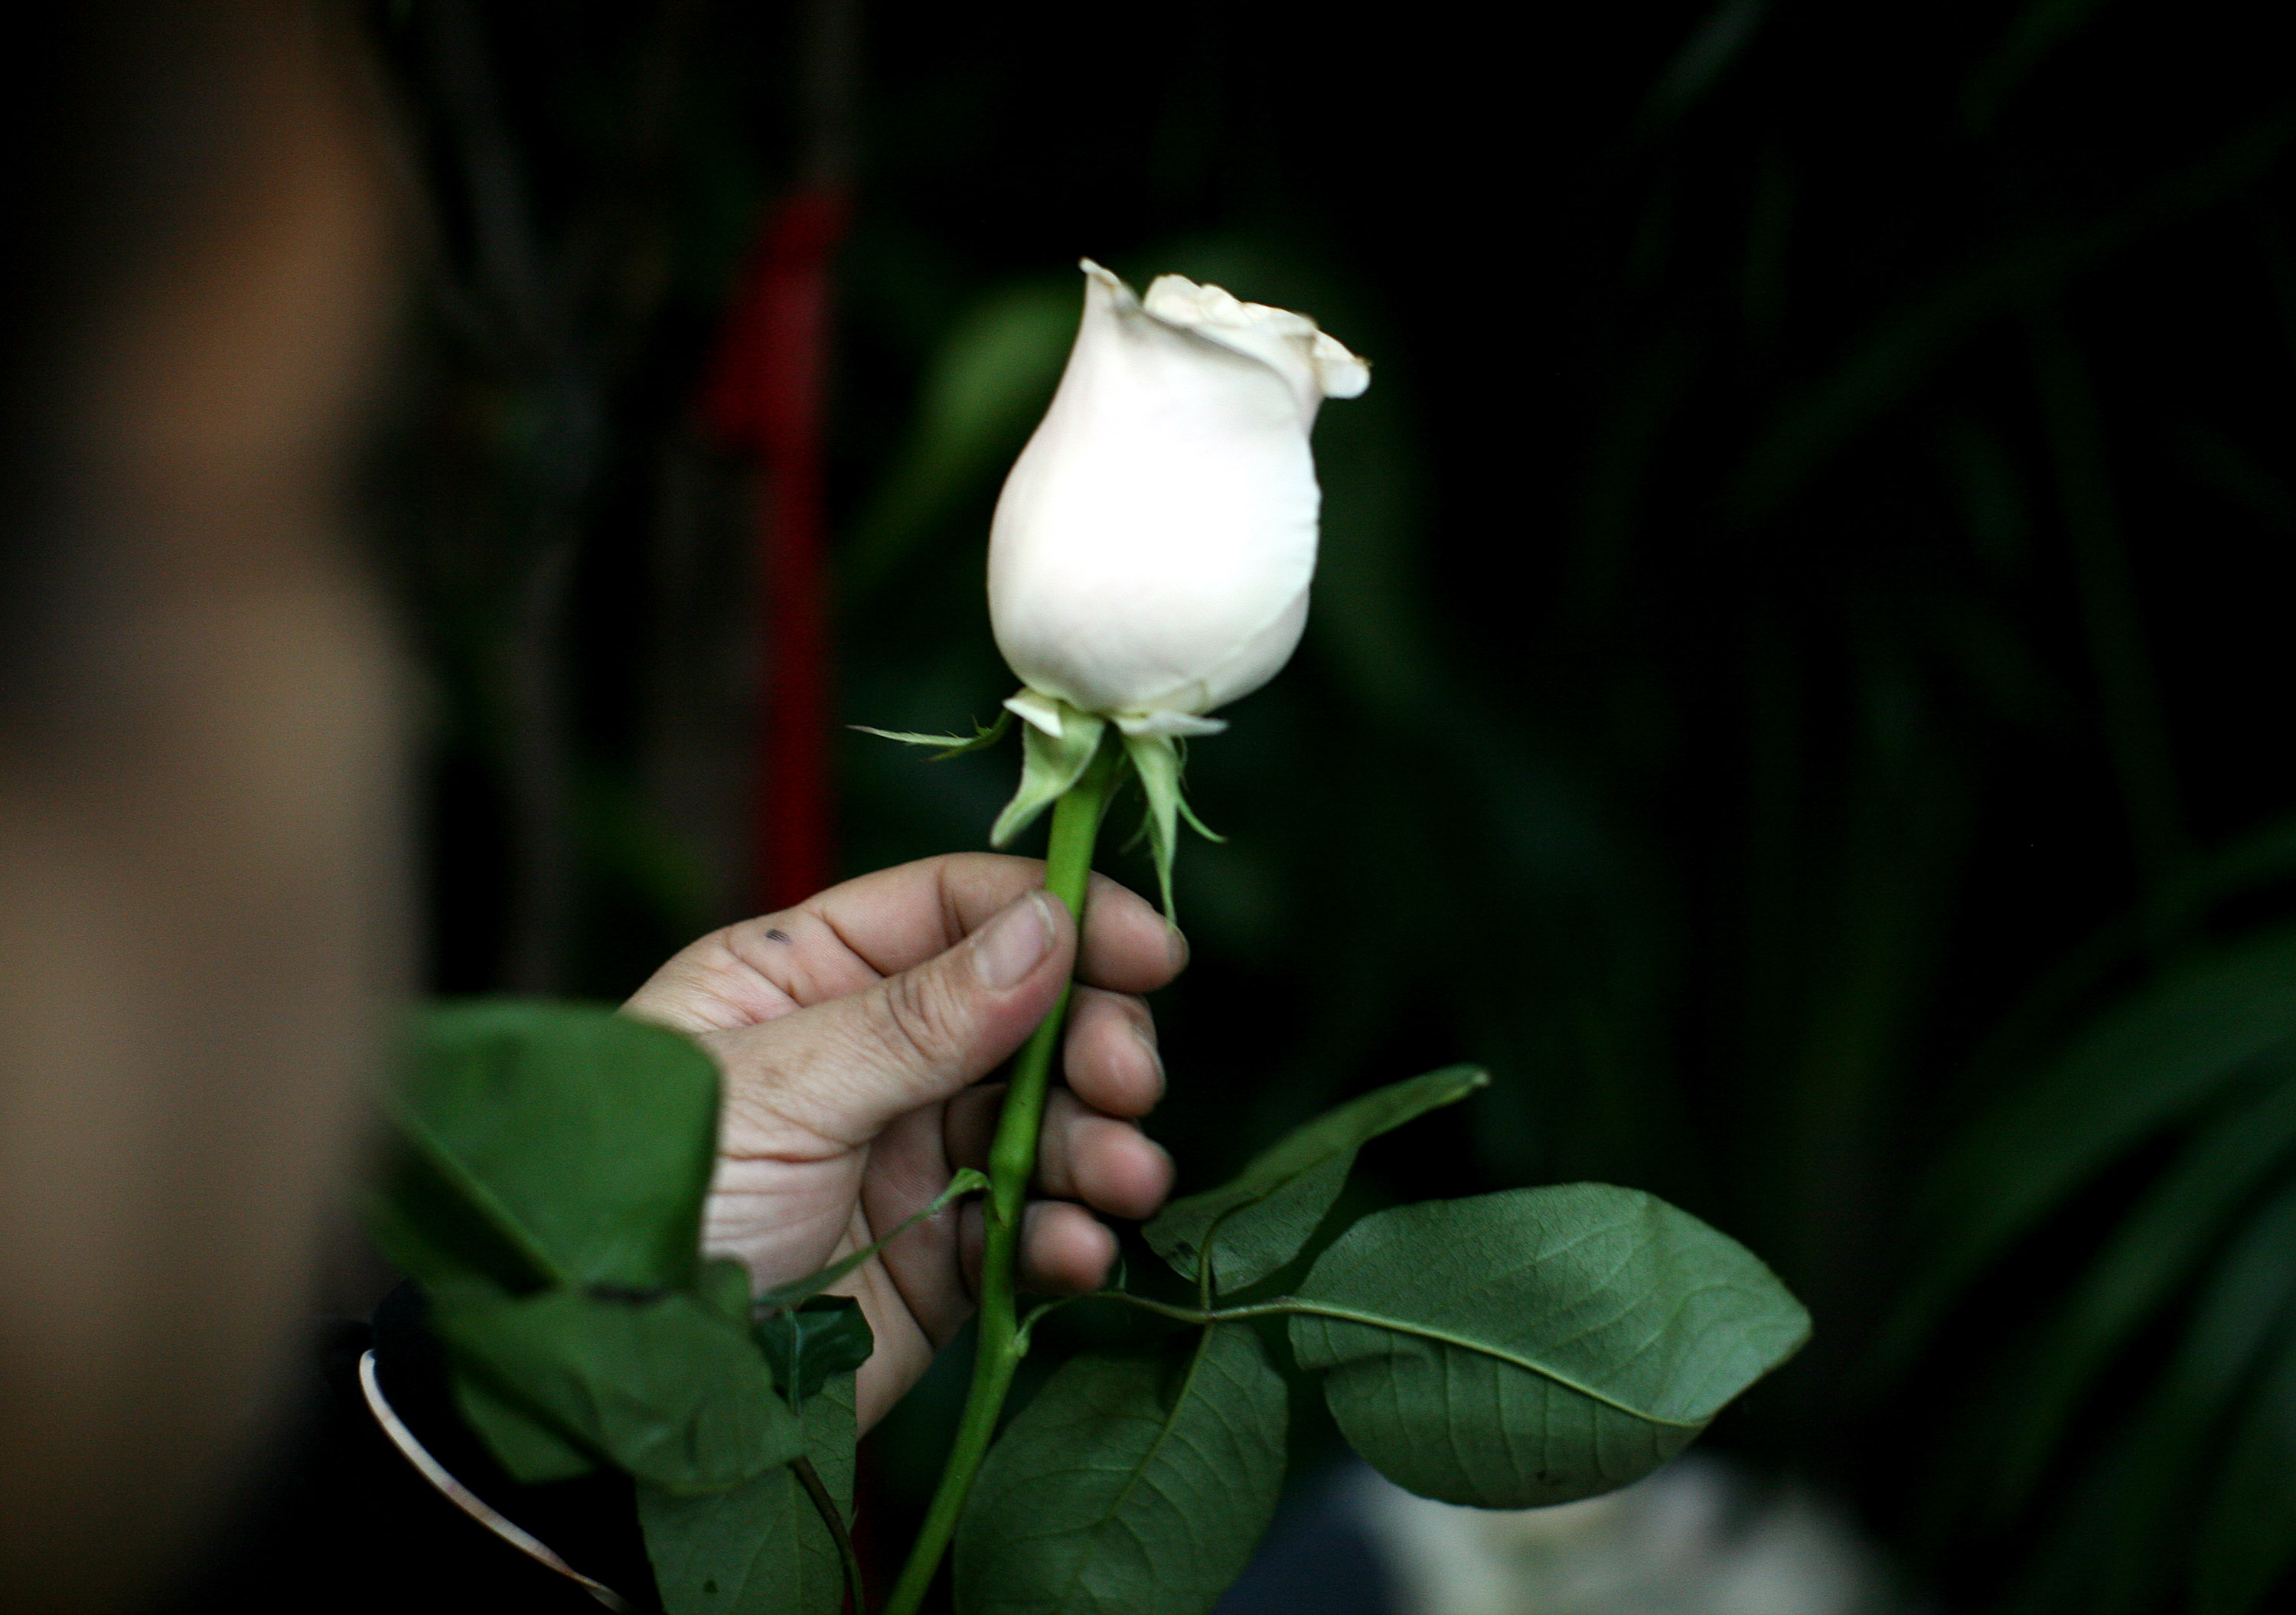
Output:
882,732,1123,1615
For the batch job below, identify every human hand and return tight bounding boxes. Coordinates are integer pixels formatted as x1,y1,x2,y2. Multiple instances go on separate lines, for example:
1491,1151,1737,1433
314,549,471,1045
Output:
621,854,1182,1431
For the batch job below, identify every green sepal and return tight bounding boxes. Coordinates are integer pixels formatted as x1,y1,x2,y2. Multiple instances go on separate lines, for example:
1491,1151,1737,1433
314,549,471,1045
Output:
1125,732,1182,919
755,1296,876,1416
1176,788,1226,843
992,700,1108,847
850,710,1012,759
1119,730,1221,921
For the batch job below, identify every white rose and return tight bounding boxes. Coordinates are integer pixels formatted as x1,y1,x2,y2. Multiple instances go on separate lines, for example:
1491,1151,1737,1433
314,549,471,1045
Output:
987,259,1368,740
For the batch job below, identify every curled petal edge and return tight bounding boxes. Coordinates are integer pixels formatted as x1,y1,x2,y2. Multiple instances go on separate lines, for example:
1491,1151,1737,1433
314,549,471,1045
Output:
1003,690,1071,739
1114,711,1228,738
1080,257,1368,409
1011,687,1228,739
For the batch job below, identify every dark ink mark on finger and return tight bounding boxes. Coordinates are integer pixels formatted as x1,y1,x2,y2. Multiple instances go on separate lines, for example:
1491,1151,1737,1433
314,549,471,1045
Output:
766,928,793,944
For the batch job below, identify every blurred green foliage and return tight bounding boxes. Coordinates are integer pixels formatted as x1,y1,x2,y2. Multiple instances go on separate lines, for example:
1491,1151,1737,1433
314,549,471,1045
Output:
360,0,2296,1608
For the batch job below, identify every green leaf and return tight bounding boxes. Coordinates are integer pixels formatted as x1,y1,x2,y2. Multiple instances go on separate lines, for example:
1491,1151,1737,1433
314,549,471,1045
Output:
372,1003,776,1497
429,1282,802,1493
2193,1331,2296,1615
1894,926,2296,1361
1987,1058,2296,1513
755,1296,875,1415
2009,1180,2296,1615
852,710,1013,759
370,1108,560,1294
1145,1065,1490,1294
697,1255,753,1326
452,1372,597,1483
642,1374,859,1615
954,1326,1287,1615
1290,1184,1808,1507
754,1166,987,1310
992,700,1107,847
383,1001,722,1290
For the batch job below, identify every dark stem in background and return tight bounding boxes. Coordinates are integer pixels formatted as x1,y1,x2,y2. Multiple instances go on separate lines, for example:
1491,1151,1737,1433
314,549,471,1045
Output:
418,0,597,993
403,0,699,993
499,522,581,993
2025,300,2193,956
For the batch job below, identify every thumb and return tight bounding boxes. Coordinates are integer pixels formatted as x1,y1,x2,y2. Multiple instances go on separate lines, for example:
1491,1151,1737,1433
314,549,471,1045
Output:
709,890,1074,1147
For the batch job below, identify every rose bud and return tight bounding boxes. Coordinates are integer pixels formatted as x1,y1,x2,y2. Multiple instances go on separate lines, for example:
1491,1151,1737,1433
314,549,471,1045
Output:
988,259,1368,741
860,259,1368,915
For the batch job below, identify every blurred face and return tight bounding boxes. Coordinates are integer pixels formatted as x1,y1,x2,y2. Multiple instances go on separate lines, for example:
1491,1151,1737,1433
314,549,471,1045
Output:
0,14,401,1609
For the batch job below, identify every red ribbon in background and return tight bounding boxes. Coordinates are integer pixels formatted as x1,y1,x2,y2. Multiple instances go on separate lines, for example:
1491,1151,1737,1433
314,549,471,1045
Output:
703,184,852,915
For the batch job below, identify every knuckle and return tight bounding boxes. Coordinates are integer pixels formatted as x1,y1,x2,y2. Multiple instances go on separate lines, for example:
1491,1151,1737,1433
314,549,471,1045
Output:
869,965,964,1070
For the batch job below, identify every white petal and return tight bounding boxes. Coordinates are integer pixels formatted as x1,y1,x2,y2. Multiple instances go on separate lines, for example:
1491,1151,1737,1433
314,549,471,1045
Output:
1003,689,1068,736
1312,330,1371,399
987,262,1369,729
1078,258,1139,312
1114,711,1229,737
1192,582,1310,712
1140,271,1368,420
990,265,1319,718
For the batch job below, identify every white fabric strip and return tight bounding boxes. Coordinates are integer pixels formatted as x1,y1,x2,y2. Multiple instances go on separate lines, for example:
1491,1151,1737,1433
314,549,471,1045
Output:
358,1349,629,1611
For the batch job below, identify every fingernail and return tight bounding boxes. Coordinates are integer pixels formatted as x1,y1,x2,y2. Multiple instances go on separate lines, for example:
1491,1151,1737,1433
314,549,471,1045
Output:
1166,925,1191,973
974,892,1055,990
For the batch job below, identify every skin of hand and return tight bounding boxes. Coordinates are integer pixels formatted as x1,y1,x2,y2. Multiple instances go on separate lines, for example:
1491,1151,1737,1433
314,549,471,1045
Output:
622,853,1183,1432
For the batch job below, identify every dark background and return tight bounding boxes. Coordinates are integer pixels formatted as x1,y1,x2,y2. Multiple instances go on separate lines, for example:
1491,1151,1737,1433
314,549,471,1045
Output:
357,2,2296,1609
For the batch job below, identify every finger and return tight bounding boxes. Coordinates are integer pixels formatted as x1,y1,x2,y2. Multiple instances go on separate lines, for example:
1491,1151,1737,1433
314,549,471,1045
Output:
710,891,1074,1147
802,856,1182,993
1019,1202,1119,1294
621,901,883,1035
959,1199,1121,1297
625,855,1186,1033
1062,987,1164,1118
1034,1088,1174,1221
863,1104,976,1351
